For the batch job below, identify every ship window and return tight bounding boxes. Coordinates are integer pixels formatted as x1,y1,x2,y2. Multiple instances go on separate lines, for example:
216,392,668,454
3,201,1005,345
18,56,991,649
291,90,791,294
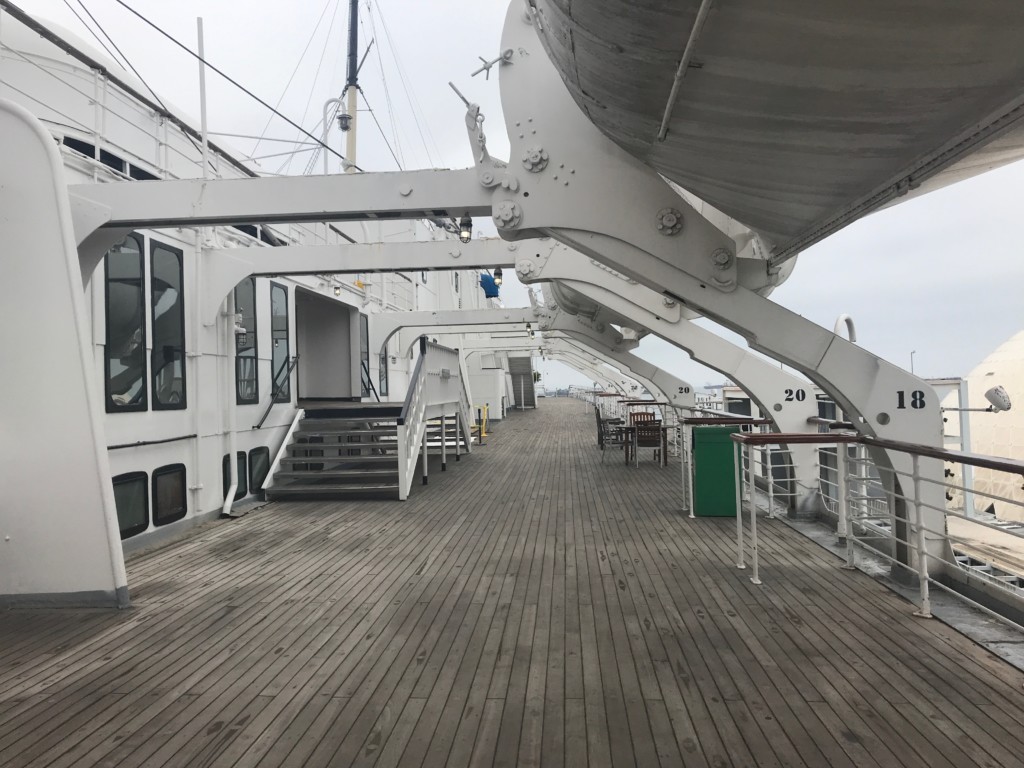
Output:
379,347,389,397
99,149,126,174
359,313,371,398
271,283,290,402
223,452,248,501
112,471,149,539
235,278,258,404
62,136,95,158
129,165,158,181
151,241,186,409
249,447,270,491
105,234,148,412
152,464,187,526
232,224,259,239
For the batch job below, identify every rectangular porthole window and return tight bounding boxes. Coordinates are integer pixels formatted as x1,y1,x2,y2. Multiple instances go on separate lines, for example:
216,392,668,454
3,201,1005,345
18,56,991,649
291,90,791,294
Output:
223,452,248,501
112,472,149,539
271,283,290,403
249,447,270,492
152,464,187,526
151,241,186,409
235,278,258,404
105,234,148,412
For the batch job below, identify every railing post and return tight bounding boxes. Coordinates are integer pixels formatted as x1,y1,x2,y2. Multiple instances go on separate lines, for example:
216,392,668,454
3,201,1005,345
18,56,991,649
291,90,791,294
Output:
911,454,932,618
397,424,409,501
841,443,857,570
735,441,745,570
422,416,429,486
837,442,849,547
455,413,462,462
440,414,447,471
750,474,762,585
766,445,775,519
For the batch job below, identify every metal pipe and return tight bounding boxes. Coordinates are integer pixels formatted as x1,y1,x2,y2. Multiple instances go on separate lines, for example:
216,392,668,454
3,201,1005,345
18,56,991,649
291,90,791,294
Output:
657,0,715,141
958,379,976,518
748,443,761,584
837,443,849,546
912,455,932,618
197,18,209,180
833,314,857,342
221,293,238,517
735,441,745,569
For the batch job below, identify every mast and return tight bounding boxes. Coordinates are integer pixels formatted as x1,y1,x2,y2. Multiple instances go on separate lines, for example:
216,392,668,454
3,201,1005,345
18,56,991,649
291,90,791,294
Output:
343,0,358,172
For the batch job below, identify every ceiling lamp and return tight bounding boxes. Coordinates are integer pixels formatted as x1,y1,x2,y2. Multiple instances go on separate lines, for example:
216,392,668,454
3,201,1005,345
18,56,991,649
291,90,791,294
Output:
494,267,503,286
459,215,472,244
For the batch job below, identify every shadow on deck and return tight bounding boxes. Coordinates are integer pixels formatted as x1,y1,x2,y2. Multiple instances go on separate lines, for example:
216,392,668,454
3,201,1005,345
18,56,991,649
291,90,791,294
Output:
2,398,1024,767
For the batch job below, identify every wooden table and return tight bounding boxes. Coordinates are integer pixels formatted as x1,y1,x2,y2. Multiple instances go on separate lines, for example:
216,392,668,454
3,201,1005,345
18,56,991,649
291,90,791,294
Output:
621,424,671,467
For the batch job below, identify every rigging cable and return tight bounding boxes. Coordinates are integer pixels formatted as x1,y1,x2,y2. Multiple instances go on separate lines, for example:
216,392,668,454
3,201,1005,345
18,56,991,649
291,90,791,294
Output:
59,0,125,69
251,0,338,158
109,0,358,170
360,88,403,170
371,0,441,167
77,0,216,174
364,2,403,167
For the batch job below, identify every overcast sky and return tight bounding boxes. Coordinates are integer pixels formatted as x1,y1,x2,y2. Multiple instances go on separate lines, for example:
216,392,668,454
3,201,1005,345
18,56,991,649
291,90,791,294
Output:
20,0,1024,391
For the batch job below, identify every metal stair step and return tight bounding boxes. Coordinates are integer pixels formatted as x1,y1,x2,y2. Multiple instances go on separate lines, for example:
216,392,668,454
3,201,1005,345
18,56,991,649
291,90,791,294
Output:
288,444,398,456
266,483,399,500
294,427,398,438
279,455,398,466
274,468,399,481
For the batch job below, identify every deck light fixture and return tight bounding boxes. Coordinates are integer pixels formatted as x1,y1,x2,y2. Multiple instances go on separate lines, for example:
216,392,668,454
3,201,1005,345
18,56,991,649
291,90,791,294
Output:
333,285,342,297
494,267,503,286
337,112,352,131
459,215,472,243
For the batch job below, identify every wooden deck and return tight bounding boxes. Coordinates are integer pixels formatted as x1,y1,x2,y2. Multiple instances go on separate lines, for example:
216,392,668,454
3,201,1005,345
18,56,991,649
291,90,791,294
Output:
3,397,1024,767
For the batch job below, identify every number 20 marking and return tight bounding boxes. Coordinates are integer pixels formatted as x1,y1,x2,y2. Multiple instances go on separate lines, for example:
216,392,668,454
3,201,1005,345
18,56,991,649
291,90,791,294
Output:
784,388,806,402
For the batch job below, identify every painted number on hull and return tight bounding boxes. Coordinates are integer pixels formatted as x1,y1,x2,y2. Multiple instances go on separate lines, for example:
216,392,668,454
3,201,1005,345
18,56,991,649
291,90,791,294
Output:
897,390,926,410
784,389,806,402
678,386,691,394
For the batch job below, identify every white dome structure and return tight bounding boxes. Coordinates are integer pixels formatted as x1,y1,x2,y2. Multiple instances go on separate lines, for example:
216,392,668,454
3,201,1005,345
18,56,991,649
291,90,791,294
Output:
961,331,1024,521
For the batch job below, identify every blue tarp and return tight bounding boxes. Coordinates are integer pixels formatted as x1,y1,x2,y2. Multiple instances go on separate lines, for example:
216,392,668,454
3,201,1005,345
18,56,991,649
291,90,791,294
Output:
480,273,500,298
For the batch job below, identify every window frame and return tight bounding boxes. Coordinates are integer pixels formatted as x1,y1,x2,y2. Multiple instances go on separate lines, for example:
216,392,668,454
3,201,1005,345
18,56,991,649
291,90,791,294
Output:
152,463,187,527
104,233,148,413
270,282,290,403
150,239,187,410
112,471,149,540
249,446,271,493
234,277,259,405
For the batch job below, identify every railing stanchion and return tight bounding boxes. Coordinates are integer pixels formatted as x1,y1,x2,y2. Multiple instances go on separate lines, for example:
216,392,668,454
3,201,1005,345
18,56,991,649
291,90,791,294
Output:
421,418,429,486
841,444,857,570
746,442,760,583
766,445,775,519
440,414,447,471
911,454,933,618
837,442,849,547
455,413,462,462
735,441,745,570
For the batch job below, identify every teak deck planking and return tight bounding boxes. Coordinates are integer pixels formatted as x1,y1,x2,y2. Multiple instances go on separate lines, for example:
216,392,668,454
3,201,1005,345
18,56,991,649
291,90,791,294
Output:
2,397,1024,767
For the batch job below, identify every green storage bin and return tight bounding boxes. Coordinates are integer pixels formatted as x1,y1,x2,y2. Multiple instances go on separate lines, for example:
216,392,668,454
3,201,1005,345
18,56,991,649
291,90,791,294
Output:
692,425,742,517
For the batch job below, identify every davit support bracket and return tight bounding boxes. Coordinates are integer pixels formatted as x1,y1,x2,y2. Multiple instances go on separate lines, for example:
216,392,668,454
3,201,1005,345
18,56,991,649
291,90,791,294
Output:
489,3,948,567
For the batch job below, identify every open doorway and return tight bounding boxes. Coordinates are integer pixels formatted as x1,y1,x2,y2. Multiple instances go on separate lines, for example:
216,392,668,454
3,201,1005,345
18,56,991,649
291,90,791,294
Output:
294,288,358,401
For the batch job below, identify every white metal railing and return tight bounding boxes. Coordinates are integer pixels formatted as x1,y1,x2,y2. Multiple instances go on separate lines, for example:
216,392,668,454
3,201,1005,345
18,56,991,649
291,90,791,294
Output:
396,339,472,500
730,430,1024,630
262,408,305,492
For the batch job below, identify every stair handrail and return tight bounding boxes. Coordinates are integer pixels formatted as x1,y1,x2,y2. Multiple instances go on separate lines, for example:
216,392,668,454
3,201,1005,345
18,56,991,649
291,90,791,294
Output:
254,355,299,429
262,407,305,491
397,338,430,500
361,358,381,403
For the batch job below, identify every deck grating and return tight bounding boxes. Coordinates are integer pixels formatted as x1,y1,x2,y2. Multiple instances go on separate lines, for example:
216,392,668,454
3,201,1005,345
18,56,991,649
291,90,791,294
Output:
2,398,1024,767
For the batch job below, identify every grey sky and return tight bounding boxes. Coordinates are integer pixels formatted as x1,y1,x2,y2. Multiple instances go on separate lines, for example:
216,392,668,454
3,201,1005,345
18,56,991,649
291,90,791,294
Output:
22,0,1024,390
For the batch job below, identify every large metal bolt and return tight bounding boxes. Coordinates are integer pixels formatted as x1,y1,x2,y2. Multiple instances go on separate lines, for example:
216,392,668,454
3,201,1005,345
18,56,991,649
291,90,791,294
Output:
521,147,549,172
711,248,733,269
656,207,683,235
493,201,522,229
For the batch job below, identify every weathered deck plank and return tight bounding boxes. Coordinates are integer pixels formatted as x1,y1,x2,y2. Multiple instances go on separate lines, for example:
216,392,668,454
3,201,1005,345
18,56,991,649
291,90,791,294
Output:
2,398,1024,767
